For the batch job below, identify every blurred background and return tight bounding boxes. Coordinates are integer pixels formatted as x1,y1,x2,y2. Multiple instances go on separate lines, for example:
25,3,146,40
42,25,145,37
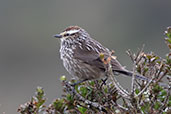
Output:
0,0,171,113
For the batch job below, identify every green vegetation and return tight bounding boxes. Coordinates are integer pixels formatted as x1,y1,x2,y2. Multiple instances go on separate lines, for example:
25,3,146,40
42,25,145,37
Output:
18,27,171,114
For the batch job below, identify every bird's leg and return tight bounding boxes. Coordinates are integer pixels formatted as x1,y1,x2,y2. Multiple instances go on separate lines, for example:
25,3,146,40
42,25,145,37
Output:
100,76,108,88
71,79,88,87
69,79,88,95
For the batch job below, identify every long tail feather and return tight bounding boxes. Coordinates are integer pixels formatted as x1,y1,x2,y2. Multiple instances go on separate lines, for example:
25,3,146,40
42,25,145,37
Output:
115,70,149,81
114,69,169,88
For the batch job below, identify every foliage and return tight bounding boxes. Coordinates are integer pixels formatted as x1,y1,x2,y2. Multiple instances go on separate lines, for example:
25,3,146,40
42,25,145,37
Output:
18,27,171,114
17,87,46,114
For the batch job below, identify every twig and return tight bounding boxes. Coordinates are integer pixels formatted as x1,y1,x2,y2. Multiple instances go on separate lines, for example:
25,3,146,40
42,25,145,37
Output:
127,47,145,95
131,62,136,95
63,81,108,113
126,49,134,62
107,60,130,99
137,99,145,114
135,45,145,64
135,75,155,98
112,101,128,112
158,86,171,114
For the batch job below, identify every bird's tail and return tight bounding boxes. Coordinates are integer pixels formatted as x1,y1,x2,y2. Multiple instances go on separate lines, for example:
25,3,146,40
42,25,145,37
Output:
114,69,169,88
115,69,149,81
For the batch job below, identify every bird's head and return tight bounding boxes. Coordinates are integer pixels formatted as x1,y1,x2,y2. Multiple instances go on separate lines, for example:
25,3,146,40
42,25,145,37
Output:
54,26,84,40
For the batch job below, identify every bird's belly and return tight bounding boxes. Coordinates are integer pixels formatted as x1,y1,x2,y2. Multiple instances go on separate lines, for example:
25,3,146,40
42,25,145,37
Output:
62,58,105,80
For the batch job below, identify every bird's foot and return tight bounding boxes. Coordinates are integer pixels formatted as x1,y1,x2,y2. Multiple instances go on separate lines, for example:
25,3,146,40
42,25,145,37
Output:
100,77,108,88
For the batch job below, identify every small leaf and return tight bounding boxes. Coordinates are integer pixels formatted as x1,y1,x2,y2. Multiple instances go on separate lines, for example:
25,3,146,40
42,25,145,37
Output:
66,94,73,102
104,86,108,93
79,86,88,97
136,65,141,73
166,38,171,44
135,89,140,94
78,106,87,114
36,100,45,109
53,98,65,111
141,103,150,113
60,75,66,81
88,81,95,86
168,100,171,107
146,54,153,59
166,54,171,65
143,67,149,75
165,26,171,39
160,90,167,96
153,84,163,93
168,44,171,49
154,101,161,110
99,53,104,60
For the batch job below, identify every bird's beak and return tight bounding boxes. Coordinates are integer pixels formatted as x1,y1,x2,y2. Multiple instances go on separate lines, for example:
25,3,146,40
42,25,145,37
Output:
53,34,62,38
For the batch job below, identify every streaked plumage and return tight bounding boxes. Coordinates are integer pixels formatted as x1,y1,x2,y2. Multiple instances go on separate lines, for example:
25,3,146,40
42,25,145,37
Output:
54,26,148,81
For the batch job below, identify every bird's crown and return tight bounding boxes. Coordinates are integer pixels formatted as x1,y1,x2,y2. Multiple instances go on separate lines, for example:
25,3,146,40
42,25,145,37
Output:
64,26,80,32
62,26,81,35
54,26,85,39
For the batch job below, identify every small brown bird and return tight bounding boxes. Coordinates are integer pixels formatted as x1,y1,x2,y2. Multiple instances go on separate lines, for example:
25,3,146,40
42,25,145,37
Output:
54,26,148,84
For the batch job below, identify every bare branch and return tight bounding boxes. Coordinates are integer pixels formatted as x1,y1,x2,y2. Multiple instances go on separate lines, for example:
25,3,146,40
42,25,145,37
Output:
107,59,130,99
158,86,171,113
63,81,108,113
131,63,136,96
135,76,155,98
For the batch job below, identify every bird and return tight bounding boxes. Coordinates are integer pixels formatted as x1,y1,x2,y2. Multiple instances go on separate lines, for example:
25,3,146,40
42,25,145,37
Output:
53,26,149,85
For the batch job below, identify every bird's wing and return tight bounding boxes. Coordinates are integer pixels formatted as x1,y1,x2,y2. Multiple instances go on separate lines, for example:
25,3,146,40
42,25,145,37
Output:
73,39,124,71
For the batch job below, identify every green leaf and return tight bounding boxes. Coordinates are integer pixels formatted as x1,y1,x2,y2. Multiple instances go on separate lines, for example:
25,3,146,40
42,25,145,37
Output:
36,100,45,108
78,106,87,114
146,54,153,59
169,96,171,100
154,101,161,110
53,98,65,111
159,97,165,102
153,84,163,93
166,54,171,65
60,75,66,81
66,94,74,102
36,87,44,101
168,100,171,107
79,86,88,97
141,105,145,112
167,38,171,44
99,53,105,60
165,26,171,39
104,85,108,93
160,90,167,96
34,86,46,109
166,32,171,39
135,89,140,94
88,81,95,86
143,67,149,74
136,65,141,73
141,103,150,113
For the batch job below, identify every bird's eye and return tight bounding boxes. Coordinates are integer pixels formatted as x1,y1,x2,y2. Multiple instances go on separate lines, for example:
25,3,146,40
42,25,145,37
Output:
64,33,69,37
